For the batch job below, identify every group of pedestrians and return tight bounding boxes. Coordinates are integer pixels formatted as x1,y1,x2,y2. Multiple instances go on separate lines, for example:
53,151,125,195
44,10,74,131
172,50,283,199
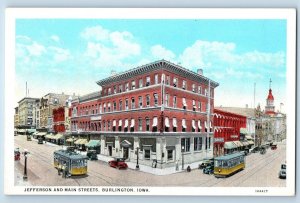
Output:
57,162,70,178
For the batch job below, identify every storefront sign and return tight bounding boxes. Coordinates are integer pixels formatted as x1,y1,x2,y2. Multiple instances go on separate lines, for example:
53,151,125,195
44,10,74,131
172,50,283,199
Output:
214,138,224,143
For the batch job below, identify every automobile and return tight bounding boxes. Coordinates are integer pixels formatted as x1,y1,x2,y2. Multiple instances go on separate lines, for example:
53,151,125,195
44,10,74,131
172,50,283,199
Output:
203,164,214,174
260,147,266,155
108,157,128,169
279,163,286,179
26,135,32,141
271,144,277,150
38,137,43,144
14,148,20,161
86,150,98,160
199,158,214,169
250,146,260,153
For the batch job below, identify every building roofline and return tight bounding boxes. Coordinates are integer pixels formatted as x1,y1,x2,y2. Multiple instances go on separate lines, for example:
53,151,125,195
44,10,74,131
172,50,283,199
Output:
17,97,40,104
96,59,219,88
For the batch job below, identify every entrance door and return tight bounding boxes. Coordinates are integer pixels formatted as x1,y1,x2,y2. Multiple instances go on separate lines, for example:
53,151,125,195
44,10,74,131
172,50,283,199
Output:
108,146,112,156
123,147,129,160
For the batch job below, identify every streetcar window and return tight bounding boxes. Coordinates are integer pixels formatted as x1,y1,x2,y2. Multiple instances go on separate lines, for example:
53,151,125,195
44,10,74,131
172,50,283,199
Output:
215,160,219,167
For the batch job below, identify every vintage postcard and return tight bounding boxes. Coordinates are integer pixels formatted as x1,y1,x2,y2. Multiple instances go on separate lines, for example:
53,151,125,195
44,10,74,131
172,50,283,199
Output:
4,8,296,196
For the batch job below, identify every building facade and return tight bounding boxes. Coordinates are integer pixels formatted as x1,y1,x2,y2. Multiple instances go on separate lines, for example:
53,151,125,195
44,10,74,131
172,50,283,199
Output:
14,107,19,127
39,93,71,131
213,108,246,156
17,97,39,128
53,106,72,133
70,60,218,169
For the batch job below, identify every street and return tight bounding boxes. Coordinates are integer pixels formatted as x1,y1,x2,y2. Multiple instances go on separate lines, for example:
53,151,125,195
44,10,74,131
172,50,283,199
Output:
14,135,286,187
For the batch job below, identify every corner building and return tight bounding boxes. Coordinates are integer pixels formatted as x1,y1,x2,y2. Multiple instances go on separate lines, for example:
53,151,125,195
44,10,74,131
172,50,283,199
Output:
70,60,219,169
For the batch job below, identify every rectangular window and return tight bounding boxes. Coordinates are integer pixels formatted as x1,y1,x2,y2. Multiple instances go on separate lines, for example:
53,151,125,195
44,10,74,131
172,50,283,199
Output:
182,80,186,90
100,104,102,114
146,95,150,107
194,137,202,151
193,100,196,111
113,101,116,111
165,94,169,107
205,137,208,150
198,102,201,112
181,138,190,152
131,80,136,90
146,76,151,86
108,88,111,95
125,99,129,110
139,79,143,88
198,86,202,94
138,118,142,131
126,83,129,92
166,76,170,85
139,96,143,108
154,93,158,106
108,121,111,131
192,84,196,92
119,84,123,93
103,104,106,113
108,103,111,112
209,137,211,149
113,86,117,94
205,88,208,96
173,96,177,108
155,74,159,84
173,78,178,87
167,150,173,161
146,118,150,131
131,97,135,109
119,100,122,111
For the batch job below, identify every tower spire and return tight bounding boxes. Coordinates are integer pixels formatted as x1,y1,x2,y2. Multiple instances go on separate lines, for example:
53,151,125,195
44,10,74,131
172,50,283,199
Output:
269,78,272,89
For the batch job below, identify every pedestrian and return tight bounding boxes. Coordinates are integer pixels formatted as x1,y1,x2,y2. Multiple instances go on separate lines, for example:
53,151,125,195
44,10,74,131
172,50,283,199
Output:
187,165,191,172
57,164,61,175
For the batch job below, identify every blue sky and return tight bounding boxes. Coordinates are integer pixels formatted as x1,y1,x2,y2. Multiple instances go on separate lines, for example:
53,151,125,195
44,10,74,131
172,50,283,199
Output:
15,19,287,112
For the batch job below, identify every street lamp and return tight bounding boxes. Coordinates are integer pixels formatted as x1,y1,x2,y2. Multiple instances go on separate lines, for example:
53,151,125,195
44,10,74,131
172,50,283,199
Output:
136,147,139,170
23,149,29,180
181,146,185,170
72,136,75,147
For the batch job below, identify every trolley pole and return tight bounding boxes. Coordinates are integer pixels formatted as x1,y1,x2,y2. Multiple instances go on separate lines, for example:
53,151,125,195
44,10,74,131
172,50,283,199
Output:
23,149,29,180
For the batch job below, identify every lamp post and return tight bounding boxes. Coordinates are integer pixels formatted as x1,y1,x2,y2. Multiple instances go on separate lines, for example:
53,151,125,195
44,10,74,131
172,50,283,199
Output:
136,147,139,170
72,136,75,147
181,146,185,170
23,149,29,180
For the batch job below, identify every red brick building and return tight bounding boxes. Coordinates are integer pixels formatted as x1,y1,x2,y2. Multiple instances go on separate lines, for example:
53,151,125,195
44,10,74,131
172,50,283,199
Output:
70,60,218,169
53,106,71,133
213,108,247,156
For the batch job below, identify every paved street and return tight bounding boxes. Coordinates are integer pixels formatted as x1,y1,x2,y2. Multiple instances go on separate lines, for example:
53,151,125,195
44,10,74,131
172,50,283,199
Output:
14,135,286,187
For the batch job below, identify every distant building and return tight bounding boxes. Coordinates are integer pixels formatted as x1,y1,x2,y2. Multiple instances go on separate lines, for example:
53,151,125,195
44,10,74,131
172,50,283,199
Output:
14,107,19,127
53,96,74,133
17,97,39,128
39,93,72,132
265,79,276,115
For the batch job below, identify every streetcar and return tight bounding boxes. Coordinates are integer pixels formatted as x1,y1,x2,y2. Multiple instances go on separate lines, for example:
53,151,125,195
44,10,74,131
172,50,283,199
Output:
214,152,245,178
53,149,88,176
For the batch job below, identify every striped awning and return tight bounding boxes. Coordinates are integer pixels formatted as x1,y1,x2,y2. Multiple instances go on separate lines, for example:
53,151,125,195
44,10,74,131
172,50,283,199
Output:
233,141,243,147
224,142,237,149
247,140,255,145
241,141,250,146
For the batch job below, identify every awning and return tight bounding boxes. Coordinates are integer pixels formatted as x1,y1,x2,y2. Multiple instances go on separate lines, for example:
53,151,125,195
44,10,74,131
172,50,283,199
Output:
247,140,255,145
18,129,26,133
119,120,122,127
192,100,196,106
182,98,187,107
192,120,196,129
198,120,202,129
113,120,116,127
240,128,248,134
124,119,128,128
130,119,135,128
242,141,250,146
36,132,47,136
74,139,82,145
120,140,132,148
152,117,158,127
45,134,54,139
75,139,88,145
86,140,101,148
54,133,63,140
27,129,36,134
233,141,243,147
173,118,177,127
224,141,237,149
165,117,170,128
182,119,186,128
66,138,76,142
246,135,253,140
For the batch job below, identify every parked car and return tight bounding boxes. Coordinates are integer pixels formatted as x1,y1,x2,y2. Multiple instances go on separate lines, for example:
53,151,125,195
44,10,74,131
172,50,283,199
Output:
250,146,260,153
271,144,277,150
87,150,98,160
260,147,266,155
108,157,128,169
38,137,43,144
14,148,20,161
203,164,214,174
279,163,286,179
26,135,32,141
199,158,214,169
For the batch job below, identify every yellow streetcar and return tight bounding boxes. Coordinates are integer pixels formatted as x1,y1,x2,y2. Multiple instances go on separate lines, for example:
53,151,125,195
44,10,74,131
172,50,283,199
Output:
53,149,88,176
214,152,245,178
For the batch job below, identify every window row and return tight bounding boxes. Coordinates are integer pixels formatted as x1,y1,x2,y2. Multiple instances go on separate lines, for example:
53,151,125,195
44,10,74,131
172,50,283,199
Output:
181,137,212,153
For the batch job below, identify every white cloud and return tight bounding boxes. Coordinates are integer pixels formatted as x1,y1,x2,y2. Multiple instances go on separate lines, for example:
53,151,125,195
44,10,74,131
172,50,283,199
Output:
81,26,110,41
48,46,72,62
50,35,60,43
150,45,175,61
26,42,46,56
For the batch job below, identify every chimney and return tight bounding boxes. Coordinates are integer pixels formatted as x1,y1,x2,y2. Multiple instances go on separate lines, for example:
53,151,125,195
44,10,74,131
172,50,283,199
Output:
197,69,203,75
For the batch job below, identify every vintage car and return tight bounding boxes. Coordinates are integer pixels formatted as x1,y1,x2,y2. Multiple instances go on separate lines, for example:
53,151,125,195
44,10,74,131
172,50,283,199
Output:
14,148,20,161
279,163,286,179
250,146,260,153
108,157,128,169
26,135,32,141
199,158,214,169
86,150,98,161
260,146,267,155
271,144,277,150
203,164,214,174
38,137,44,144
